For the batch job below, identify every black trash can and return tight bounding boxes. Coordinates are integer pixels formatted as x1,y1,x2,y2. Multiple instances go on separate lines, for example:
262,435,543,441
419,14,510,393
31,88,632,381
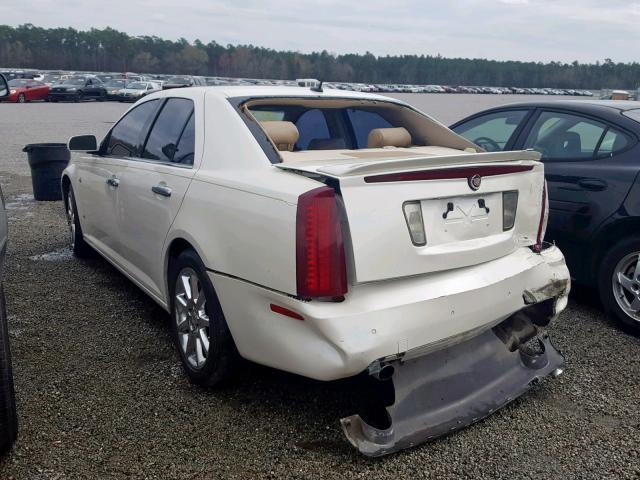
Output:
23,143,70,201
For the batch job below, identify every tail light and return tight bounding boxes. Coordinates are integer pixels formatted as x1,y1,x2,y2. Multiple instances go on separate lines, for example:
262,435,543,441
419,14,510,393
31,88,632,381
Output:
296,187,348,299
532,181,548,253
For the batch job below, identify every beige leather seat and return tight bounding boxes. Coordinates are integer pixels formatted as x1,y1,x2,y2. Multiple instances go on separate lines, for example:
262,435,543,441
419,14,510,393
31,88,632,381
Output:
260,121,299,151
367,127,412,149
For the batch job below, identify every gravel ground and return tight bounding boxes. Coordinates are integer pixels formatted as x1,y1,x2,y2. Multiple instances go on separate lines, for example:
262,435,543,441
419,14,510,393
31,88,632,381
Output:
0,98,638,480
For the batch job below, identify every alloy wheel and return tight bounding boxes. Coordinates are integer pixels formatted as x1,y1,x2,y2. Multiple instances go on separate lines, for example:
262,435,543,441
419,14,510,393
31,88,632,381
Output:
174,268,210,369
612,252,640,324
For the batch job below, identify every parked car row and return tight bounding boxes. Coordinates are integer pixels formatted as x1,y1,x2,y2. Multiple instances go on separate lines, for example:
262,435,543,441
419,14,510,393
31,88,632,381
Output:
322,83,594,96
0,75,163,103
1,69,596,100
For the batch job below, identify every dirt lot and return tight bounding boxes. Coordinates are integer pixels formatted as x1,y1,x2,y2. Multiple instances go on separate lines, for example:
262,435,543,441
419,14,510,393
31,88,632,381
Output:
0,97,638,479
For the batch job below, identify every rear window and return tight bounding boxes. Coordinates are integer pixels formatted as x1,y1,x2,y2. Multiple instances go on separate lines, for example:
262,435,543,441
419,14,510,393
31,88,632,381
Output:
295,109,330,150
347,109,392,148
251,109,285,122
248,104,398,151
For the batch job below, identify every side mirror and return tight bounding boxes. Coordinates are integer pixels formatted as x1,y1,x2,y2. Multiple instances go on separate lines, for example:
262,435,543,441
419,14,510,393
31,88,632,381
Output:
68,135,98,152
0,75,8,97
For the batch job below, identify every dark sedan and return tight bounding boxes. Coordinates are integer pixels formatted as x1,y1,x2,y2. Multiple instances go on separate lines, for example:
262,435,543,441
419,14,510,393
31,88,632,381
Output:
48,76,107,102
452,100,640,333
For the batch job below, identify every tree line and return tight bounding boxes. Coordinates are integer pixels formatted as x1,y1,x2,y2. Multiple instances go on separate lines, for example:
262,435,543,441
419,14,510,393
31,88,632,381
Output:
0,24,638,89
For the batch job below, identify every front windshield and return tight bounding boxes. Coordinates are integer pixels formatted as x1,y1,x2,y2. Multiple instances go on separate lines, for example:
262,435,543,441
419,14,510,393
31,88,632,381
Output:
168,77,190,84
8,79,28,87
65,78,86,86
127,82,146,90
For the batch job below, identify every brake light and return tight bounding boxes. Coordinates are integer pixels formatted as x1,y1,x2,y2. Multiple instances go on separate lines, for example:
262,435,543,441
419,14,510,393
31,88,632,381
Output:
296,187,348,298
364,165,533,183
532,181,548,253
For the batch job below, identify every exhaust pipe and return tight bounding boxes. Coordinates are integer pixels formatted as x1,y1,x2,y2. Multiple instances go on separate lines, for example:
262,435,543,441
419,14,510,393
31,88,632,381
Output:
368,362,395,381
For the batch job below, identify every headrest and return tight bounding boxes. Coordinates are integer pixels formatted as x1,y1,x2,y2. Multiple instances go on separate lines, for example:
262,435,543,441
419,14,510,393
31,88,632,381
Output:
367,127,412,149
260,121,299,151
559,131,581,155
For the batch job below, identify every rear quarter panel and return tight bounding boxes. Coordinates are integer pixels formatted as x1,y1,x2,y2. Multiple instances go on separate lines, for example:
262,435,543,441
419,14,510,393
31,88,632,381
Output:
166,93,322,295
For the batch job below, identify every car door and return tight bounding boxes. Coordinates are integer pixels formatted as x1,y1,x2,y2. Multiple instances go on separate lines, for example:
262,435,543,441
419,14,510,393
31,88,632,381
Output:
30,81,45,100
517,109,636,280
451,109,534,152
23,81,34,101
30,81,47,101
76,99,162,259
115,97,198,300
84,78,101,99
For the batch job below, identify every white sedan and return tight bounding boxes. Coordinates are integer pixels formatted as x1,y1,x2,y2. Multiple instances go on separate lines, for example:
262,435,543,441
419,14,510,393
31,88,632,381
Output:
64,85,570,456
116,81,162,102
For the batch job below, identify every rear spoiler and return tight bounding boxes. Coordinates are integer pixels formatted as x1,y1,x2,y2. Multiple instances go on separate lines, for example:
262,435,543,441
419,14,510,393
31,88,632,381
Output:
275,150,541,179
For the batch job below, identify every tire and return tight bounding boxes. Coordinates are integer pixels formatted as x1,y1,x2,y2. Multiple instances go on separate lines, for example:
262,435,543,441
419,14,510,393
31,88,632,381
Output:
17,94,25,104
65,186,93,258
98,93,106,102
598,236,640,334
0,285,18,455
74,92,83,103
169,249,238,386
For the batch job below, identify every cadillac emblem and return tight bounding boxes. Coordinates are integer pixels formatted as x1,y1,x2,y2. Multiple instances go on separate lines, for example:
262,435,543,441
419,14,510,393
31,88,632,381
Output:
468,174,482,191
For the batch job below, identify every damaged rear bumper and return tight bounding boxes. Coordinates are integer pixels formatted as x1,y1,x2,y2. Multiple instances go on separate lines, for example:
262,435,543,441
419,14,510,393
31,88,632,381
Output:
212,245,570,382
341,312,565,457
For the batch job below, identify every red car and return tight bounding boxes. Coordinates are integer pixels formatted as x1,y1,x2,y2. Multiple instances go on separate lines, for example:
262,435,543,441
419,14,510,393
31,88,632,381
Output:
2,79,50,103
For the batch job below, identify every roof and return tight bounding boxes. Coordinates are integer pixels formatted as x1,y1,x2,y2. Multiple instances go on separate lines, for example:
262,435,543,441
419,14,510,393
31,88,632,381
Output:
483,99,640,112
200,85,396,102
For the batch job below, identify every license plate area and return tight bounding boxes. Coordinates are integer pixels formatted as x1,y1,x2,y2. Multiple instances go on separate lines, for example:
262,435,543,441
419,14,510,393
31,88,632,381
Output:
421,193,502,246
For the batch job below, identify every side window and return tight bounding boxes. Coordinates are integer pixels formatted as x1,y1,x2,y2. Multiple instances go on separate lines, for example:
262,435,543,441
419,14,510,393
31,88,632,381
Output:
106,99,160,157
174,114,195,165
524,111,607,160
453,110,528,152
347,109,393,148
142,98,194,163
597,128,629,158
295,109,330,150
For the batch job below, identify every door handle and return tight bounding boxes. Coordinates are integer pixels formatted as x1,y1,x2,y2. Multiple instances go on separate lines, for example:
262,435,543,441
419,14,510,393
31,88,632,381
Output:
152,185,172,197
578,178,607,191
106,177,120,188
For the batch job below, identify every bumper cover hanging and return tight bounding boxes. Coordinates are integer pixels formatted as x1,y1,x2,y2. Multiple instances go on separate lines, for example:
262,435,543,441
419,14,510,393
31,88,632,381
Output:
340,328,564,457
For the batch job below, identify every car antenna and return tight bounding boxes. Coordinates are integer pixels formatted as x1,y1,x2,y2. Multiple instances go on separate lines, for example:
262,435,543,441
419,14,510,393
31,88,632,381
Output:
311,80,323,93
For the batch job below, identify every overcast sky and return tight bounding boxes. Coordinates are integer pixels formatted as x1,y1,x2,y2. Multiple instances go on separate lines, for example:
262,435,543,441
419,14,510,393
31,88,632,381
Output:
1,0,638,63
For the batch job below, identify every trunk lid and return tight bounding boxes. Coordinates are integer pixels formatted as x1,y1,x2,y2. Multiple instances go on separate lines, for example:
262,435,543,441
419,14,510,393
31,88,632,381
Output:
278,149,544,284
